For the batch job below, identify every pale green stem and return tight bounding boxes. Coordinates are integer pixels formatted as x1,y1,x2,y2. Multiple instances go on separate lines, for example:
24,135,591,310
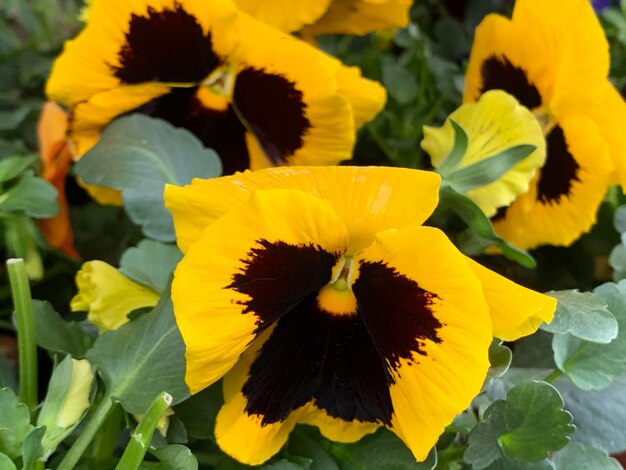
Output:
6,258,37,412
115,392,173,470
544,369,563,383
57,396,114,470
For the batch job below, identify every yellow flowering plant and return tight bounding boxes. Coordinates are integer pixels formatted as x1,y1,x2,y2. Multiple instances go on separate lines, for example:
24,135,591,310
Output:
3,0,626,469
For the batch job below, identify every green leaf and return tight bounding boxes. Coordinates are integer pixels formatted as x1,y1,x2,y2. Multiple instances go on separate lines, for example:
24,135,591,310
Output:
74,115,222,241
32,300,93,357
328,428,437,470
555,373,626,453
173,382,222,440
552,281,626,390
0,352,16,392
381,62,418,105
145,445,198,470
119,239,182,293
0,171,58,218
0,106,31,131
0,453,16,470
86,289,190,414
435,120,468,176
482,457,554,470
288,428,340,470
541,290,617,343
0,155,37,183
21,426,44,470
608,243,626,281
439,185,535,268
447,144,536,192
485,340,513,385
465,381,573,468
552,442,621,470
262,459,311,470
0,388,32,459
613,205,626,233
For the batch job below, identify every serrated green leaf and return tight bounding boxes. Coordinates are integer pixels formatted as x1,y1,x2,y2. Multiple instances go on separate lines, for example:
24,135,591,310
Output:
328,428,436,470
609,243,626,281
482,457,554,469
553,281,626,390
119,240,182,293
552,442,621,470
0,171,58,217
0,155,37,183
465,381,573,468
613,205,626,233
542,290,617,343
86,290,189,414
74,115,222,241
32,300,93,357
0,388,32,459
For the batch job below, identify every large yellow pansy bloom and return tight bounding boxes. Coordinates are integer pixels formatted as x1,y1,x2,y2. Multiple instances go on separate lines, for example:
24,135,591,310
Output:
234,0,411,35
464,0,626,249
46,0,385,200
165,166,556,465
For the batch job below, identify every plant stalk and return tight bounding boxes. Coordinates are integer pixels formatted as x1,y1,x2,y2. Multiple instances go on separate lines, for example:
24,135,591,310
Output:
6,258,38,412
58,395,114,470
115,392,173,470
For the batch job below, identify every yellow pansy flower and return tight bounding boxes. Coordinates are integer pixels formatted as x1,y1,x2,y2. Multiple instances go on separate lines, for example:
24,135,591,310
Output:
46,0,386,204
422,90,546,217
464,0,626,249
234,0,411,35
165,166,556,465
71,260,159,332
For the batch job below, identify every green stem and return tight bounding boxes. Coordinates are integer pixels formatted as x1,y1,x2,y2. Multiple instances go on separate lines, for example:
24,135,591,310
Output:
6,258,38,412
544,369,563,383
58,395,114,470
91,404,124,470
115,392,173,470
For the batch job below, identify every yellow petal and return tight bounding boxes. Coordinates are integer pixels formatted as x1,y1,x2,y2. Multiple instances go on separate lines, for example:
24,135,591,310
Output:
301,0,411,36
335,65,387,130
71,260,159,332
165,166,440,253
173,189,349,394
298,404,380,443
354,226,492,461
216,333,303,465
465,258,556,341
493,113,613,249
422,90,546,216
233,0,331,32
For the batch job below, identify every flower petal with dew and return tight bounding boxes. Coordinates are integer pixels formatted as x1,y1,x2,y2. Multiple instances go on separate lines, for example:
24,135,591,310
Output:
166,166,556,465
464,0,624,249
421,89,546,217
46,0,386,204
71,260,159,332
36,102,80,259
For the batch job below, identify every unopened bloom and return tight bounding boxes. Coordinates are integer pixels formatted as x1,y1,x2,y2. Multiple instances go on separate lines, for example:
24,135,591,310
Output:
464,0,626,249
422,90,546,217
46,0,385,194
71,260,159,332
165,166,556,465
234,0,411,35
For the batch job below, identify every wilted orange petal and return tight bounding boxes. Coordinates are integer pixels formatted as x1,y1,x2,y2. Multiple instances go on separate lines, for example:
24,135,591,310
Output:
37,102,80,259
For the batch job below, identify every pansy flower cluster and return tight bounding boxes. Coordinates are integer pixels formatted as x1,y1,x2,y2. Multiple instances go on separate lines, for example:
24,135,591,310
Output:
7,0,626,467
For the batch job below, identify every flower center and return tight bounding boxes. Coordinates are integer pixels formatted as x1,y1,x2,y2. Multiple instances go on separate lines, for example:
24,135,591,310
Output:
533,107,556,135
196,65,235,111
316,256,358,316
